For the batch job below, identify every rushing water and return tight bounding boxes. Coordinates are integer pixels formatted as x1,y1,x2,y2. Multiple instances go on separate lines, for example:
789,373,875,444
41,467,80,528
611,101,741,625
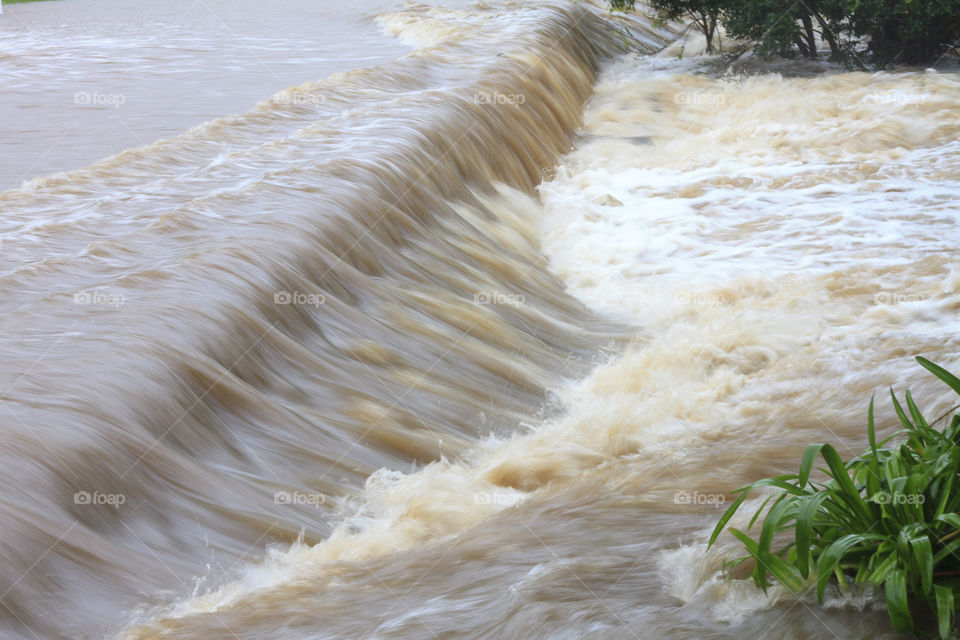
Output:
1,0,959,638
0,0,411,189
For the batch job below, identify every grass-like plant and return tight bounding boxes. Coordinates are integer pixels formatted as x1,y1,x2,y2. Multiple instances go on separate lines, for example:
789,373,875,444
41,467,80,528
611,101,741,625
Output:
709,356,960,638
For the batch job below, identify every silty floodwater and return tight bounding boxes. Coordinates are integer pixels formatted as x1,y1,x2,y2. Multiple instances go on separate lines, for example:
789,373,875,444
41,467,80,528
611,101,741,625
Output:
0,0,958,638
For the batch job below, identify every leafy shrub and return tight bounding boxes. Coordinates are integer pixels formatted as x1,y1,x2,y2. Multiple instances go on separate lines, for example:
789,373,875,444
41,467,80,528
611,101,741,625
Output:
710,356,960,638
610,0,960,66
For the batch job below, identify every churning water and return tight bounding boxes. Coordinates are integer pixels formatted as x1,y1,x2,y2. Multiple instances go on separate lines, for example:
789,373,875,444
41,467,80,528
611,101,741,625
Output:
1,0,958,638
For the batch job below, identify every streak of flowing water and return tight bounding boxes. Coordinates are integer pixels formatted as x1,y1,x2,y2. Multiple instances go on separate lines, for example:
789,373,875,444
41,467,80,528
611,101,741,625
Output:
0,1,958,639
0,0,411,189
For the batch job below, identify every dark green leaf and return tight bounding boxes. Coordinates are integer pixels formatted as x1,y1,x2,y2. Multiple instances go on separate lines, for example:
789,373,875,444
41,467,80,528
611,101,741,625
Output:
934,584,954,639
884,570,914,632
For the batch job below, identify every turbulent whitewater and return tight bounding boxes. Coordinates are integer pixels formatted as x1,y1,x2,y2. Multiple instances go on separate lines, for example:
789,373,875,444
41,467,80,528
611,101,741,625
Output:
0,1,958,639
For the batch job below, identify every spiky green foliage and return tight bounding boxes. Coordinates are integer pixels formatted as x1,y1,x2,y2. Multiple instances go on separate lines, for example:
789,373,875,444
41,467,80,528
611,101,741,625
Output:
709,356,960,638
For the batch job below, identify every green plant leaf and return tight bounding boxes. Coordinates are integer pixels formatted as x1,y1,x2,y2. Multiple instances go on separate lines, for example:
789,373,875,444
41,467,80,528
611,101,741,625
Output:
918,356,960,397
751,476,810,497
816,534,878,602
729,529,806,592
934,584,954,639
884,569,914,632
866,550,899,584
819,444,874,526
799,443,824,488
865,395,882,497
796,492,831,578
905,390,930,430
935,513,960,529
910,532,933,595
748,493,778,530
708,489,750,547
891,388,915,431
